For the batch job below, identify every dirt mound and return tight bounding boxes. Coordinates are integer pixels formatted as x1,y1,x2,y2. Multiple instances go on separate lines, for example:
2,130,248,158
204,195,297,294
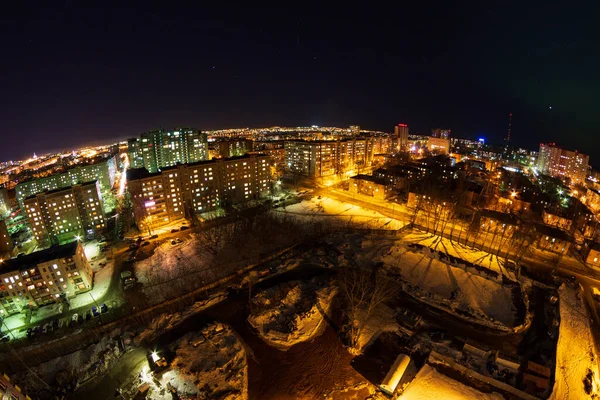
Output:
248,277,337,350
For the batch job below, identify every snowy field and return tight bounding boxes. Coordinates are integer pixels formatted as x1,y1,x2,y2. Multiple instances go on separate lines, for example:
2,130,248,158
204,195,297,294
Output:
549,285,600,399
69,260,113,308
401,232,516,281
279,197,406,230
330,233,519,329
401,364,504,400
134,235,228,303
151,323,248,400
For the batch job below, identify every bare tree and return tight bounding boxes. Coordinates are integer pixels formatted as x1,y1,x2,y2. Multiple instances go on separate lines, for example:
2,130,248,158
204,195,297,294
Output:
336,267,397,352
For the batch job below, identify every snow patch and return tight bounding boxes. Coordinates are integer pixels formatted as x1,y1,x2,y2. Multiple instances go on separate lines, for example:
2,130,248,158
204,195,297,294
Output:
248,278,337,350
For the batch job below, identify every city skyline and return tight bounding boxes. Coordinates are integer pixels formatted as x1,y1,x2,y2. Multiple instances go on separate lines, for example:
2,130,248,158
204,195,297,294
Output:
2,4,600,161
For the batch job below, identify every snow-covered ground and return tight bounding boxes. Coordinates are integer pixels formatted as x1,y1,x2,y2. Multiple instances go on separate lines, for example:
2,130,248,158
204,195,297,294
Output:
400,364,504,400
329,232,519,329
69,259,113,309
150,323,248,400
549,285,600,399
401,232,516,281
135,235,223,303
248,278,337,350
135,292,227,345
14,328,123,396
279,197,406,230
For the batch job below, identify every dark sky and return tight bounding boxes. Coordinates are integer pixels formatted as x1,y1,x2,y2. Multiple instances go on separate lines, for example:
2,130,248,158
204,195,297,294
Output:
1,4,599,163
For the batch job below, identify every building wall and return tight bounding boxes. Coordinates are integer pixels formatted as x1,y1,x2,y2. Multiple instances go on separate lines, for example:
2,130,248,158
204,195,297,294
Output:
0,373,31,400
586,248,600,268
542,210,573,231
128,129,208,173
394,124,409,151
0,242,92,316
0,219,14,256
537,143,589,184
0,188,10,218
427,137,450,154
129,155,271,228
284,139,374,178
349,177,389,200
15,156,116,208
24,181,105,246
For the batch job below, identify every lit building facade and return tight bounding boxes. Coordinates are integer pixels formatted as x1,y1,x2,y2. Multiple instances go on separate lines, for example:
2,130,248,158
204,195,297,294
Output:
432,128,451,139
24,181,105,246
128,128,208,172
0,219,14,257
284,139,374,178
394,124,409,151
128,154,271,228
0,188,10,217
537,143,589,185
428,137,450,154
0,241,93,315
216,139,254,158
15,155,116,208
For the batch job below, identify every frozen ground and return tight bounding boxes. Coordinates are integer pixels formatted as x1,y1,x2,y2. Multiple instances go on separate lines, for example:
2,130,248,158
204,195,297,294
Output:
549,285,600,399
400,364,504,400
135,292,227,345
150,323,247,400
401,232,516,281
279,196,406,230
248,278,337,350
135,235,224,303
69,259,113,309
329,232,519,329
13,328,123,396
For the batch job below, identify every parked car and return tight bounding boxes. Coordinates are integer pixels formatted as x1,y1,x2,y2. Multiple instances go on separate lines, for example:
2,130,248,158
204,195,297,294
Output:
141,241,150,247
92,306,99,317
71,313,80,323
0,334,10,342
84,311,92,321
429,329,447,342
171,240,177,246
43,323,52,333
125,255,136,262
150,234,159,239
100,303,108,313
180,226,189,231
171,228,179,233
129,243,139,250
176,238,183,244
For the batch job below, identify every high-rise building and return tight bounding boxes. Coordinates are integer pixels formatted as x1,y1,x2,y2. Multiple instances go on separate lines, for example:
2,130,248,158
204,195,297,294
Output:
0,188,10,217
284,139,374,178
24,181,106,246
432,128,451,139
15,155,117,208
216,139,254,158
128,128,208,173
0,241,93,315
394,124,409,151
0,219,14,257
127,154,271,229
537,143,589,185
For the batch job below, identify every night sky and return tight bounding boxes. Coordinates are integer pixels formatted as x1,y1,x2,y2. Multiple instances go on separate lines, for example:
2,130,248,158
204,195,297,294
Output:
1,4,599,163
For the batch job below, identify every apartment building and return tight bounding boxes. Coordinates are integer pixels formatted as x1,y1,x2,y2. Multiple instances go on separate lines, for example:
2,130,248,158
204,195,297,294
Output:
537,143,589,185
284,138,374,178
0,241,93,315
128,128,208,172
0,219,14,257
15,155,116,208
24,181,105,246
128,154,271,228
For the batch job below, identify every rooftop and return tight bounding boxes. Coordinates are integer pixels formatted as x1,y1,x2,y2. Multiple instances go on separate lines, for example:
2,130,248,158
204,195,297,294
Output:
23,180,98,201
1,241,79,274
350,174,388,185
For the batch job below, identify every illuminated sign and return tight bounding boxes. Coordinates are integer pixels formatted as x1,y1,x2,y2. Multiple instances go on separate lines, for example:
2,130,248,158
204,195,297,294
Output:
144,201,155,208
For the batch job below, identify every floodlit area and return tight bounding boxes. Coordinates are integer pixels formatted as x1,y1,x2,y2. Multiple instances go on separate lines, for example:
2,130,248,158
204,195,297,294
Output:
279,196,406,230
329,232,520,329
400,364,504,400
549,285,600,399
401,232,515,280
